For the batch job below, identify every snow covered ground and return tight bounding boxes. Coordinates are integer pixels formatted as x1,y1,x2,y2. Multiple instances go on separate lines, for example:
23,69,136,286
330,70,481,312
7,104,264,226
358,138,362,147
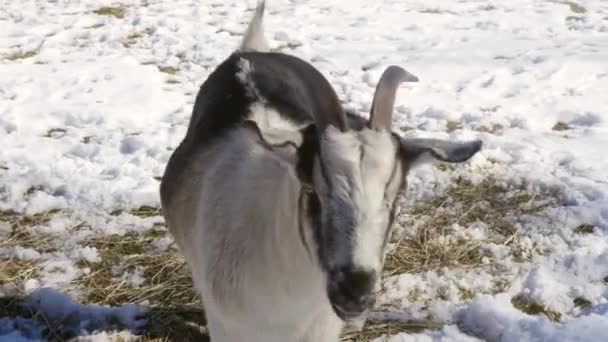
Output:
1,0,608,341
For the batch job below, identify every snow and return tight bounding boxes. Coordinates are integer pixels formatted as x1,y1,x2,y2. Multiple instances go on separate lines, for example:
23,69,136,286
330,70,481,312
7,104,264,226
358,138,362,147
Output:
1,0,608,340
0,288,145,341
372,326,481,342
456,294,608,342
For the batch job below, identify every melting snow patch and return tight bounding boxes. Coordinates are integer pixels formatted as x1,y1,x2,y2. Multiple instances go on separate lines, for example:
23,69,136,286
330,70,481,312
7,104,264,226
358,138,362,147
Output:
0,288,146,341
456,293,608,342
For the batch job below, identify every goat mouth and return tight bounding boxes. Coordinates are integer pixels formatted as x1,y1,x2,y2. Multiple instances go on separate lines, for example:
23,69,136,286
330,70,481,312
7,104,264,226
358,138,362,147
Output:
330,300,369,321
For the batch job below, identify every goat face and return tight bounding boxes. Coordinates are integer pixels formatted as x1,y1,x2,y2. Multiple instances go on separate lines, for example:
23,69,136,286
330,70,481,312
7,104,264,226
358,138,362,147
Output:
313,125,404,321
304,67,483,321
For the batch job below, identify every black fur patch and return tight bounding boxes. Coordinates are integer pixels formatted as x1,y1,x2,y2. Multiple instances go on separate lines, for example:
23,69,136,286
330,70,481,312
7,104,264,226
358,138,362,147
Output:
339,267,376,300
307,192,327,270
242,52,348,132
295,124,327,268
185,53,253,147
184,51,348,150
295,124,319,185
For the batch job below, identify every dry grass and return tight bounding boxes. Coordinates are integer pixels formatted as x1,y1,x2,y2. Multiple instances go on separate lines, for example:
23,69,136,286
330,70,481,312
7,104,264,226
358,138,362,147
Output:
87,23,106,29
564,1,586,14
0,208,74,304
109,205,161,218
384,176,560,276
157,66,178,75
44,128,67,138
4,50,38,61
93,6,126,19
123,32,144,48
511,294,561,322
573,297,591,308
446,120,462,132
1,174,563,340
574,224,595,234
130,206,161,218
0,208,202,341
76,230,197,308
475,123,504,134
70,226,203,340
0,257,40,290
0,209,60,252
552,121,571,131
123,28,154,48
139,307,209,341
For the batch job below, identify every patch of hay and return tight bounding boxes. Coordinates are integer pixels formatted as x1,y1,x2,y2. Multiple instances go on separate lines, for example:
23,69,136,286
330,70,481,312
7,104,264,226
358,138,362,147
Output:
552,121,570,131
446,120,462,132
0,257,40,291
475,123,503,134
574,224,594,234
0,209,60,252
44,128,67,138
511,294,561,322
93,7,126,19
4,50,38,61
76,232,198,308
384,176,560,276
563,1,586,14
157,66,178,75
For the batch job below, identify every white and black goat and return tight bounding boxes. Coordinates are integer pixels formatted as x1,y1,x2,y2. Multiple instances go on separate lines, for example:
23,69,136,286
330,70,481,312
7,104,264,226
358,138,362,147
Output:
160,2,482,341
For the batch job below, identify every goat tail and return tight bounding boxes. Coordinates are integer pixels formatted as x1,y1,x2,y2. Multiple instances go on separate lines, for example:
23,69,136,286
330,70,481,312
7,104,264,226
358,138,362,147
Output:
240,0,270,52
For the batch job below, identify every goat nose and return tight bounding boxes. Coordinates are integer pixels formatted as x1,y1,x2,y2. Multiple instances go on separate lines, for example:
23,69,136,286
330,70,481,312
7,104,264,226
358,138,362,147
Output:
328,268,377,320
337,267,376,301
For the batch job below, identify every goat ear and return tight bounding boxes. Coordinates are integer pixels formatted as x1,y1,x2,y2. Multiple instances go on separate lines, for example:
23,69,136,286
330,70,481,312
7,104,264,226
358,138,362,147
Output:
399,137,482,165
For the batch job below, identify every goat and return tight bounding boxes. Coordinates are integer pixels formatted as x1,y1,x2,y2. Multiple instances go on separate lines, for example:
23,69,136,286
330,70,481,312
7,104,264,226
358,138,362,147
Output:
159,1,482,341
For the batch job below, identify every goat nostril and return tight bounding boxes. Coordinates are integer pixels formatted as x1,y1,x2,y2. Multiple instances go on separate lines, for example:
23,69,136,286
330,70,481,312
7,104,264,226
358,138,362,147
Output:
336,268,376,299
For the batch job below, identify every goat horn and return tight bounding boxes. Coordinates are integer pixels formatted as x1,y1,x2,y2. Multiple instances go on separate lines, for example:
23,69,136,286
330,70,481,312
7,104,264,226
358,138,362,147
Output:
368,66,418,130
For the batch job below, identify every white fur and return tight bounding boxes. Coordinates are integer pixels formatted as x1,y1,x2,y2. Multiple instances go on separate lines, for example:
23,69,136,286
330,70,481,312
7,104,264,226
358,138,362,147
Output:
320,126,399,272
237,58,308,143
246,103,309,149
161,128,343,342
249,103,307,132
236,57,262,100
354,129,399,270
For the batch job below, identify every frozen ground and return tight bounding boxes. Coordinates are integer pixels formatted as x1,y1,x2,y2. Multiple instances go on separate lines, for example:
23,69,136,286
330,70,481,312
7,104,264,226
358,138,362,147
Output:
1,0,608,341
